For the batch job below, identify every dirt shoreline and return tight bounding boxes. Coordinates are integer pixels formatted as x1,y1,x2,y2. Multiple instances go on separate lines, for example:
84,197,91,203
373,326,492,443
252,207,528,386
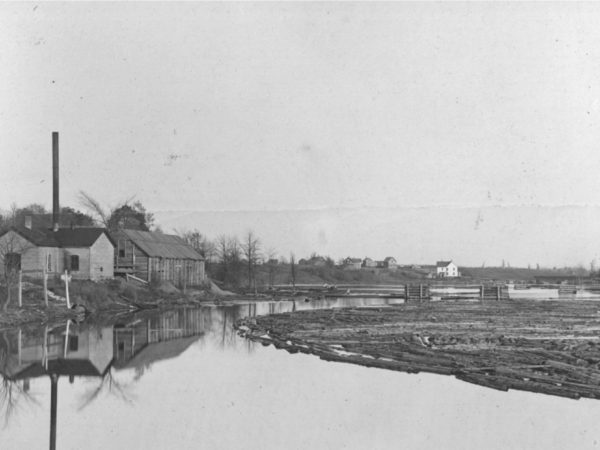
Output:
236,299,600,400
0,281,292,330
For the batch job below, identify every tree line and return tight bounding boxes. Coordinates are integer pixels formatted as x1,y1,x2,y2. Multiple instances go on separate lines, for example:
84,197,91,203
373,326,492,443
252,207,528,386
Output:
0,196,339,293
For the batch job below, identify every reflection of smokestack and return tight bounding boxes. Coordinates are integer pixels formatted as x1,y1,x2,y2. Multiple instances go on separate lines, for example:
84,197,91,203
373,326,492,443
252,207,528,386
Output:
52,132,59,232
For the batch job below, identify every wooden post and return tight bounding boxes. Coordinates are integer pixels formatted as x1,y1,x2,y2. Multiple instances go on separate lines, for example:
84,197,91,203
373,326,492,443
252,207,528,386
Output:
496,285,500,301
49,373,58,450
63,320,70,358
480,285,484,300
64,270,71,309
419,284,423,300
43,267,49,307
405,284,409,301
18,328,22,365
18,270,22,307
42,325,49,370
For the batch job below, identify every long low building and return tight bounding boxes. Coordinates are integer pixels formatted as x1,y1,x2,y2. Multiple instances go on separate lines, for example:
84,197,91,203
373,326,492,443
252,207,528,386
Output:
112,229,205,286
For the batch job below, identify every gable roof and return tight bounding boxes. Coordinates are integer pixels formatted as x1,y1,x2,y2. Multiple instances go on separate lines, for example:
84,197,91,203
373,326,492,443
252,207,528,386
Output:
436,260,453,267
120,229,204,260
54,228,114,248
2,226,60,247
1,226,114,248
3,359,109,380
345,257,362,263
384,257,397,262
117,336,201,371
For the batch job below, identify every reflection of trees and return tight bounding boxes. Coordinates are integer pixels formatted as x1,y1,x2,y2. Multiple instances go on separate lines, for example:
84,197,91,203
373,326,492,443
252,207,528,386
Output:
0,331,37,427
78,368,134,411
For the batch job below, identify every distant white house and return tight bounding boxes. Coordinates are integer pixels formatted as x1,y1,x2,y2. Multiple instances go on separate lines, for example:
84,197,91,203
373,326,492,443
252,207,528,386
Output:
436,261,459,278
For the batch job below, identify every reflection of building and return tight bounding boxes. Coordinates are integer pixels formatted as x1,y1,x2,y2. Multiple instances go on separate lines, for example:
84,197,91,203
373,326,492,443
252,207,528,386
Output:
0,324,114,381
0,323,115,450
113,309,208,371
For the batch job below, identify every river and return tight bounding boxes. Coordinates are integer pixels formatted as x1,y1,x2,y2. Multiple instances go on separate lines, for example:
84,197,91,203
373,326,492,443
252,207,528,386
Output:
1,297,600,450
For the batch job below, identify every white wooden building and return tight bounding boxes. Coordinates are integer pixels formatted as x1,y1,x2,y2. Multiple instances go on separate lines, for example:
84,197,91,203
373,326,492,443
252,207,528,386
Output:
0,226,115,281
436,261,459,278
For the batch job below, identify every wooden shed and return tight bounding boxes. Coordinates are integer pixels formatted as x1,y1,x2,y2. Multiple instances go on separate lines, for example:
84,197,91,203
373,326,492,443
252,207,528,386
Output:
112,229,205,286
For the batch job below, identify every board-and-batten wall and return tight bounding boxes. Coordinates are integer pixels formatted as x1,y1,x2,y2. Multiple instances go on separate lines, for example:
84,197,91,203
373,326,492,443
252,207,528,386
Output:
114,236,205,285
148,257,205,285
115,237,150,281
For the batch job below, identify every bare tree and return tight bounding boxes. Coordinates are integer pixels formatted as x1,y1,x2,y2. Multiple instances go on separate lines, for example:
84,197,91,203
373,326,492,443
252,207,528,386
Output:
0,332,38,426
215,235,242,288
290,252,296,289
78,367,134,411
242,231,261,290
78,191,109,227
265,248,278,287
0,232,33,312
79,191,156,231
0,204,19,232
176,228,216,261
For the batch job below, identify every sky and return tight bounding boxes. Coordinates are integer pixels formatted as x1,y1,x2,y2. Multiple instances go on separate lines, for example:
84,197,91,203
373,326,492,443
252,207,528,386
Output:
2,2,600,266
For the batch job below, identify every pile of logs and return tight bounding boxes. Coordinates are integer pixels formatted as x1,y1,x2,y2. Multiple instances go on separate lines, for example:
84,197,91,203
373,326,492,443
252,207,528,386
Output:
237,299,600,400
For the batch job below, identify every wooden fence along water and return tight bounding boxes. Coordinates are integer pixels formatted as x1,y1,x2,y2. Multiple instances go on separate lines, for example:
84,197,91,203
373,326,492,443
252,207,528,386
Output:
270,282,600,301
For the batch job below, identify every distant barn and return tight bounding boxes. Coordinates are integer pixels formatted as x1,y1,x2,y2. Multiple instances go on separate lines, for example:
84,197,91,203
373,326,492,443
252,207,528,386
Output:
112,229,205,286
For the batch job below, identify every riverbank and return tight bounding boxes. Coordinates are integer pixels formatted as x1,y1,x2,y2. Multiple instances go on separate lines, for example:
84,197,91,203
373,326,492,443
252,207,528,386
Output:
236,299,600,400
0,277,248,329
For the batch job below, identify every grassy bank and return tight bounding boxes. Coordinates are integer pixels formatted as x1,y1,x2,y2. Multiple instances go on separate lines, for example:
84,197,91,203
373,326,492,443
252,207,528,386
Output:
0,276,224,329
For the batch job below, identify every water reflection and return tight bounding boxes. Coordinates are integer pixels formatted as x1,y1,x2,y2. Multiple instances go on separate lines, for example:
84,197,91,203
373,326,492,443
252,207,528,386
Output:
0,296,404,449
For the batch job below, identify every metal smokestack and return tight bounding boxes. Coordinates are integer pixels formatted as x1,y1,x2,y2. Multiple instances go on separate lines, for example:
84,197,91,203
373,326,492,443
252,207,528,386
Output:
52,132,59,231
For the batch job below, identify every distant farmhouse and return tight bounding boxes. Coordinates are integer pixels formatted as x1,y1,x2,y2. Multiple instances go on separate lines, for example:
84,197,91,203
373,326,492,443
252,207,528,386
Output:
342,257,362,270
436,260,460,278
360,257,397,269
382,257,397,269
0,222,115,281
362,257,377,268
113,229,205,286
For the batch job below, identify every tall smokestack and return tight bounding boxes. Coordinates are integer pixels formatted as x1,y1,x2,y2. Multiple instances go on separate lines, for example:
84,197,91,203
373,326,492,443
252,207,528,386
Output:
52,132,59,232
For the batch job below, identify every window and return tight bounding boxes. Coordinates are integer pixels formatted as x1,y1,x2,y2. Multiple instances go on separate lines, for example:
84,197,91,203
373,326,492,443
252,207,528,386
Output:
68,336,79,351
47,254,52,272
119,249,125,258
71,255,79,271
5,253,21,272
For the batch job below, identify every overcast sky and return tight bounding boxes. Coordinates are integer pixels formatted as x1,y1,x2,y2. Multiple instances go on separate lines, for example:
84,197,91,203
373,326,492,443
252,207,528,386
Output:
2,2,600,266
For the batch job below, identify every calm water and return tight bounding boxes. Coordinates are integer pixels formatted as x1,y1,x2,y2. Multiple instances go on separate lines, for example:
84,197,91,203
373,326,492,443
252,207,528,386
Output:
2,297,600,450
